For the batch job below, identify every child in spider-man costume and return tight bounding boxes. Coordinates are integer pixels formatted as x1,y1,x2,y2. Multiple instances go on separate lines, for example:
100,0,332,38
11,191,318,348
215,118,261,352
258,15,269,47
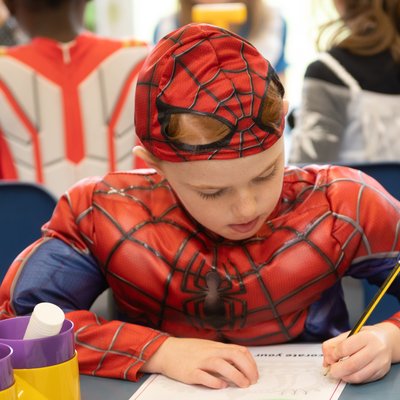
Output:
1,23,400,389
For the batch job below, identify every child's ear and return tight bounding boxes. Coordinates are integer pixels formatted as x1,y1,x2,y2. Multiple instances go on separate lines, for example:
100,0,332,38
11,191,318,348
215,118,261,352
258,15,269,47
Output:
283,99,289,116
132,146,164,176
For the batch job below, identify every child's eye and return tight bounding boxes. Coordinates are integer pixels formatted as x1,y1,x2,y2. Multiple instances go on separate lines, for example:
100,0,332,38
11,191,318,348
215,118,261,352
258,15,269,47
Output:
253,166,277,183
199,190,224,200
254,175,270,183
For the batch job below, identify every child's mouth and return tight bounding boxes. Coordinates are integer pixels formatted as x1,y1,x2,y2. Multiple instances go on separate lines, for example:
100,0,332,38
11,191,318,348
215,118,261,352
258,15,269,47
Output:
229,217,260,233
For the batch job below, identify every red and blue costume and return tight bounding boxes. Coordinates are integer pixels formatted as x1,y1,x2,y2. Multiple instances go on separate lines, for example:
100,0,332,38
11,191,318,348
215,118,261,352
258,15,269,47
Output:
0,24,399,381
1,165,400,380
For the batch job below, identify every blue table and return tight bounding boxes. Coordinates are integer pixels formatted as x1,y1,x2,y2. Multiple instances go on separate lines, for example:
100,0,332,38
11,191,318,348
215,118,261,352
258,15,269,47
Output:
80,363,400,399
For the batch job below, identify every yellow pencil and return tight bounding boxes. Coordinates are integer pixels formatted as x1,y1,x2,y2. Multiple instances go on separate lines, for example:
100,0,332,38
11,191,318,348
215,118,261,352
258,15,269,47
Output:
324,260,400,376
348,260,400,336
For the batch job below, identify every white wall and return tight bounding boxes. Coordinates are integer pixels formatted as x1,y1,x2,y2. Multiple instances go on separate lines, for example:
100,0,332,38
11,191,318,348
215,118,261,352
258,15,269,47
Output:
94,0,177,41
131,0,177,43
95,0,135,38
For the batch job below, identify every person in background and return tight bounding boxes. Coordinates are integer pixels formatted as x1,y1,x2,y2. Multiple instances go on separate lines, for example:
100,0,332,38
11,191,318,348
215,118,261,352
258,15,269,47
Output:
0,0,148,197
289,0,400,164
1,23,400,389
154,0,288,81
0,0,24,45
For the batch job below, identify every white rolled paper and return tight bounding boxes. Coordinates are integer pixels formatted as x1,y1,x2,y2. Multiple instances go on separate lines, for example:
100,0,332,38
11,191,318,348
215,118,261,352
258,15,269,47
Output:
23,302,65,340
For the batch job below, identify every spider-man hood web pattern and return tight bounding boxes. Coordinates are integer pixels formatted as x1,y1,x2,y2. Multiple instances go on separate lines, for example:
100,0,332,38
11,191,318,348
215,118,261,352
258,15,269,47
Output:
135,23,285,161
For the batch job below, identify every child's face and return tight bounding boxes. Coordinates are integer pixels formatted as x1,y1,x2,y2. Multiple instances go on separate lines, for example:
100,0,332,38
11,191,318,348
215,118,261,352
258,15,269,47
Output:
158,137,285,241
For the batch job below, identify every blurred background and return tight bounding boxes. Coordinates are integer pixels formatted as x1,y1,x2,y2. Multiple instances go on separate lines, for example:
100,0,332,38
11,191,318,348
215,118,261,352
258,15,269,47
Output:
90,0,337,110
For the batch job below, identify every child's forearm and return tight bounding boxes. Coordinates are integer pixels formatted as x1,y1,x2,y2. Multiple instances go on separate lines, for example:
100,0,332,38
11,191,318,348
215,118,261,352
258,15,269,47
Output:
68,310,169,381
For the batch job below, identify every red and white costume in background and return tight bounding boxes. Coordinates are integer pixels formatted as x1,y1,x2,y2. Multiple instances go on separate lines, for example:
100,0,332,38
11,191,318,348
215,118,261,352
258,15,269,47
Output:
1,25,400,381
0,32,148,197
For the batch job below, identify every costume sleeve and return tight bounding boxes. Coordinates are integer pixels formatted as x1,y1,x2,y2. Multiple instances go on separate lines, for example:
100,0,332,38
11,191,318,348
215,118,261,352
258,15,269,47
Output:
288,61,349,163
0,178,169,381
327,166,400,328
0,100,18,180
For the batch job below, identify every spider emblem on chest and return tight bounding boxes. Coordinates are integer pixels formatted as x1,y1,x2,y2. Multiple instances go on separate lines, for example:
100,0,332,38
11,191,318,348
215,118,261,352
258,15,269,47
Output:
181,259,247,330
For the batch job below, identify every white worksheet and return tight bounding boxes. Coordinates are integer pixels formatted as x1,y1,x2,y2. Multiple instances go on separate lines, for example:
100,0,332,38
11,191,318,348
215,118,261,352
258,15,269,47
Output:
130,343,346,400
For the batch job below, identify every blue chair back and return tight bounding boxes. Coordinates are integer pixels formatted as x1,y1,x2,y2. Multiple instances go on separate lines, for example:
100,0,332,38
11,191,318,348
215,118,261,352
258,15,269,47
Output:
345,162,400,324
0,181,57,283
348,162,400,200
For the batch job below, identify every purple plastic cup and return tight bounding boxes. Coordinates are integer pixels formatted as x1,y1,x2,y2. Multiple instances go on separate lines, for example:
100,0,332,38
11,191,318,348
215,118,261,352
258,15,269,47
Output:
0,316,75,369
0,343,14,390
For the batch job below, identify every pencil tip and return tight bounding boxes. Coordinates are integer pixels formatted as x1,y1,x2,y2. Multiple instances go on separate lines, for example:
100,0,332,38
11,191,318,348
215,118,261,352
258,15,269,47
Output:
323,366,330,376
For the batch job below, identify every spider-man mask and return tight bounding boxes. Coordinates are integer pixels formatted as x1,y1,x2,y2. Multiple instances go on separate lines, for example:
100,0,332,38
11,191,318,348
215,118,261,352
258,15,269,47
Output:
135,23,285,162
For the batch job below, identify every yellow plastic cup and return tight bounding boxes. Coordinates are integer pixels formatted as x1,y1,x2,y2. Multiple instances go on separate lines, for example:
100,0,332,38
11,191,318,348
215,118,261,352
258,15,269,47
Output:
14,353,80,400
0,382,17,400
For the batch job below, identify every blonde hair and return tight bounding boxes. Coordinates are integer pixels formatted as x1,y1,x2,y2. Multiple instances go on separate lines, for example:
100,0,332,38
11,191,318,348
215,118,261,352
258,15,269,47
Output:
317,0,400,62
166,78,284,145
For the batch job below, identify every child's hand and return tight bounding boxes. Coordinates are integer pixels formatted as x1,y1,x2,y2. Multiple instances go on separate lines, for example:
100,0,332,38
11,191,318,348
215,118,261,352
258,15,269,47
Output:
141,337,259,389
322,322,400,383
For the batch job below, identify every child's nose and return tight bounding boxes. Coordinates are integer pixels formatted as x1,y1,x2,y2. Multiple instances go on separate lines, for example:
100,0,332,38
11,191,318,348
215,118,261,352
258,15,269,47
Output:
232,189,257,220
